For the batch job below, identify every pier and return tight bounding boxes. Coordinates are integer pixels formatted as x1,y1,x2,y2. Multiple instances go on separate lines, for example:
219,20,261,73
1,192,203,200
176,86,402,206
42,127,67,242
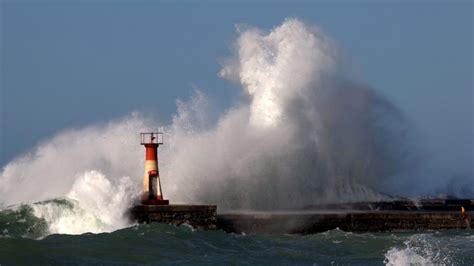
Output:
217,210,471,234
129,199,472,234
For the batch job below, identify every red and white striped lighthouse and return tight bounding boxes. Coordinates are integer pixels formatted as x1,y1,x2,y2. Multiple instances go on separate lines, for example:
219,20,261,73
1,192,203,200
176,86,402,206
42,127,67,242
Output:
140,132,169,205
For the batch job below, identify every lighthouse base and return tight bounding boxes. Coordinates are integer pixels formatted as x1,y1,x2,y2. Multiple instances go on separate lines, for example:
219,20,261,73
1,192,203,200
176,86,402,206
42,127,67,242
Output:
130,204,217,230
142,199,169,205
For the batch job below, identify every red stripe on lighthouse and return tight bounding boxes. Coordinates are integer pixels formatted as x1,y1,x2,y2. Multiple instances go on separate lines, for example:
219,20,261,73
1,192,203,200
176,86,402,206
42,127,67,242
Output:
145,144,158,160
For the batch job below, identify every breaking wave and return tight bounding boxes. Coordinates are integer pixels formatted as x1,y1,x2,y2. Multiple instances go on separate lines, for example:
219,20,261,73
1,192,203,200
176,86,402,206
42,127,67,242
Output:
0,171,136,237
0,198,99,239
0,18,418,235
163,18,414,209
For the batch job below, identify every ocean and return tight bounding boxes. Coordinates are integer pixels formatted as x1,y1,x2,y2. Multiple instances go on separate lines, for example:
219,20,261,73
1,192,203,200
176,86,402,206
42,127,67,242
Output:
0,200,473,265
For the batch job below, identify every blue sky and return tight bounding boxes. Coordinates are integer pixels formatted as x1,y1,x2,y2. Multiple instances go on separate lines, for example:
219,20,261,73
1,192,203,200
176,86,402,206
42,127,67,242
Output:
1,1,472,180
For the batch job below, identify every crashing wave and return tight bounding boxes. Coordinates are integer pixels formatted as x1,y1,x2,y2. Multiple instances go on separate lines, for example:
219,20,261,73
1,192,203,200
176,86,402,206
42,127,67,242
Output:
1,18,420,235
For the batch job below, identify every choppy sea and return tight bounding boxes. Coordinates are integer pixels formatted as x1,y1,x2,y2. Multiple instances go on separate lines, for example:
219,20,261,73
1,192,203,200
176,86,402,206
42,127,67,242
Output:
0,199,473,265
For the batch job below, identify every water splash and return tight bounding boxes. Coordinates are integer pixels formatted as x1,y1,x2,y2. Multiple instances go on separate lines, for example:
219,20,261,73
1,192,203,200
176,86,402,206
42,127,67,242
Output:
0,171,137,237
384,234,458,265
0,18,417,234
163,18,413,210
0,116,147,235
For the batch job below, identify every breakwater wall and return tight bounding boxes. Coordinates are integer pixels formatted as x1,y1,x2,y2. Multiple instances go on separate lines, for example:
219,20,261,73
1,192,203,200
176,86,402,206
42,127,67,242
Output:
217,211,471,234
129,199,472,234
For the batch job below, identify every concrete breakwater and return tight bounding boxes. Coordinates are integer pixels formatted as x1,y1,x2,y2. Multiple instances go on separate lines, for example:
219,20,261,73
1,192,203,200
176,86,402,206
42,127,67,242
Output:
129,199,472,234
301,199,474,211
130,205,217,230
217,211,471,234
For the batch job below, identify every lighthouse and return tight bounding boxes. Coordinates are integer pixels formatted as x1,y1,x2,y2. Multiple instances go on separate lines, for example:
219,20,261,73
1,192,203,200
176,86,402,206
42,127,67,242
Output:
131,132,216,229
140,132,169,205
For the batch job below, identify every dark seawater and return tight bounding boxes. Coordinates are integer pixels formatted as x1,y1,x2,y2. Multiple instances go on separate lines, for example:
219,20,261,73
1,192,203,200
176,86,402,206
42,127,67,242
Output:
1,221,473,265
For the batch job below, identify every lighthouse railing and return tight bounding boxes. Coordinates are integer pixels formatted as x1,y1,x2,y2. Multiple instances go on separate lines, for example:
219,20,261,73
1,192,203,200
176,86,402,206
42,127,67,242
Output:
140,132,163,145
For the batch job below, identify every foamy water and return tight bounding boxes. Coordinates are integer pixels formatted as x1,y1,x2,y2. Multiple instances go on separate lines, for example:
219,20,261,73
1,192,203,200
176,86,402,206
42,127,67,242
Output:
384,234,454,265
29,170,138,235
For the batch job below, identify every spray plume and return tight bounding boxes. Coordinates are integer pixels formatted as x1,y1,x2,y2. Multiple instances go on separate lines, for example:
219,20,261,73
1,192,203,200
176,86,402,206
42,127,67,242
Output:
163,18,412,210
0,18,416,234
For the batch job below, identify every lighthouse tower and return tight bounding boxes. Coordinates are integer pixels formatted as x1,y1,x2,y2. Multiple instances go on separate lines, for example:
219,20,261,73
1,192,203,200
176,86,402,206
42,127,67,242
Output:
140,132,169,205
